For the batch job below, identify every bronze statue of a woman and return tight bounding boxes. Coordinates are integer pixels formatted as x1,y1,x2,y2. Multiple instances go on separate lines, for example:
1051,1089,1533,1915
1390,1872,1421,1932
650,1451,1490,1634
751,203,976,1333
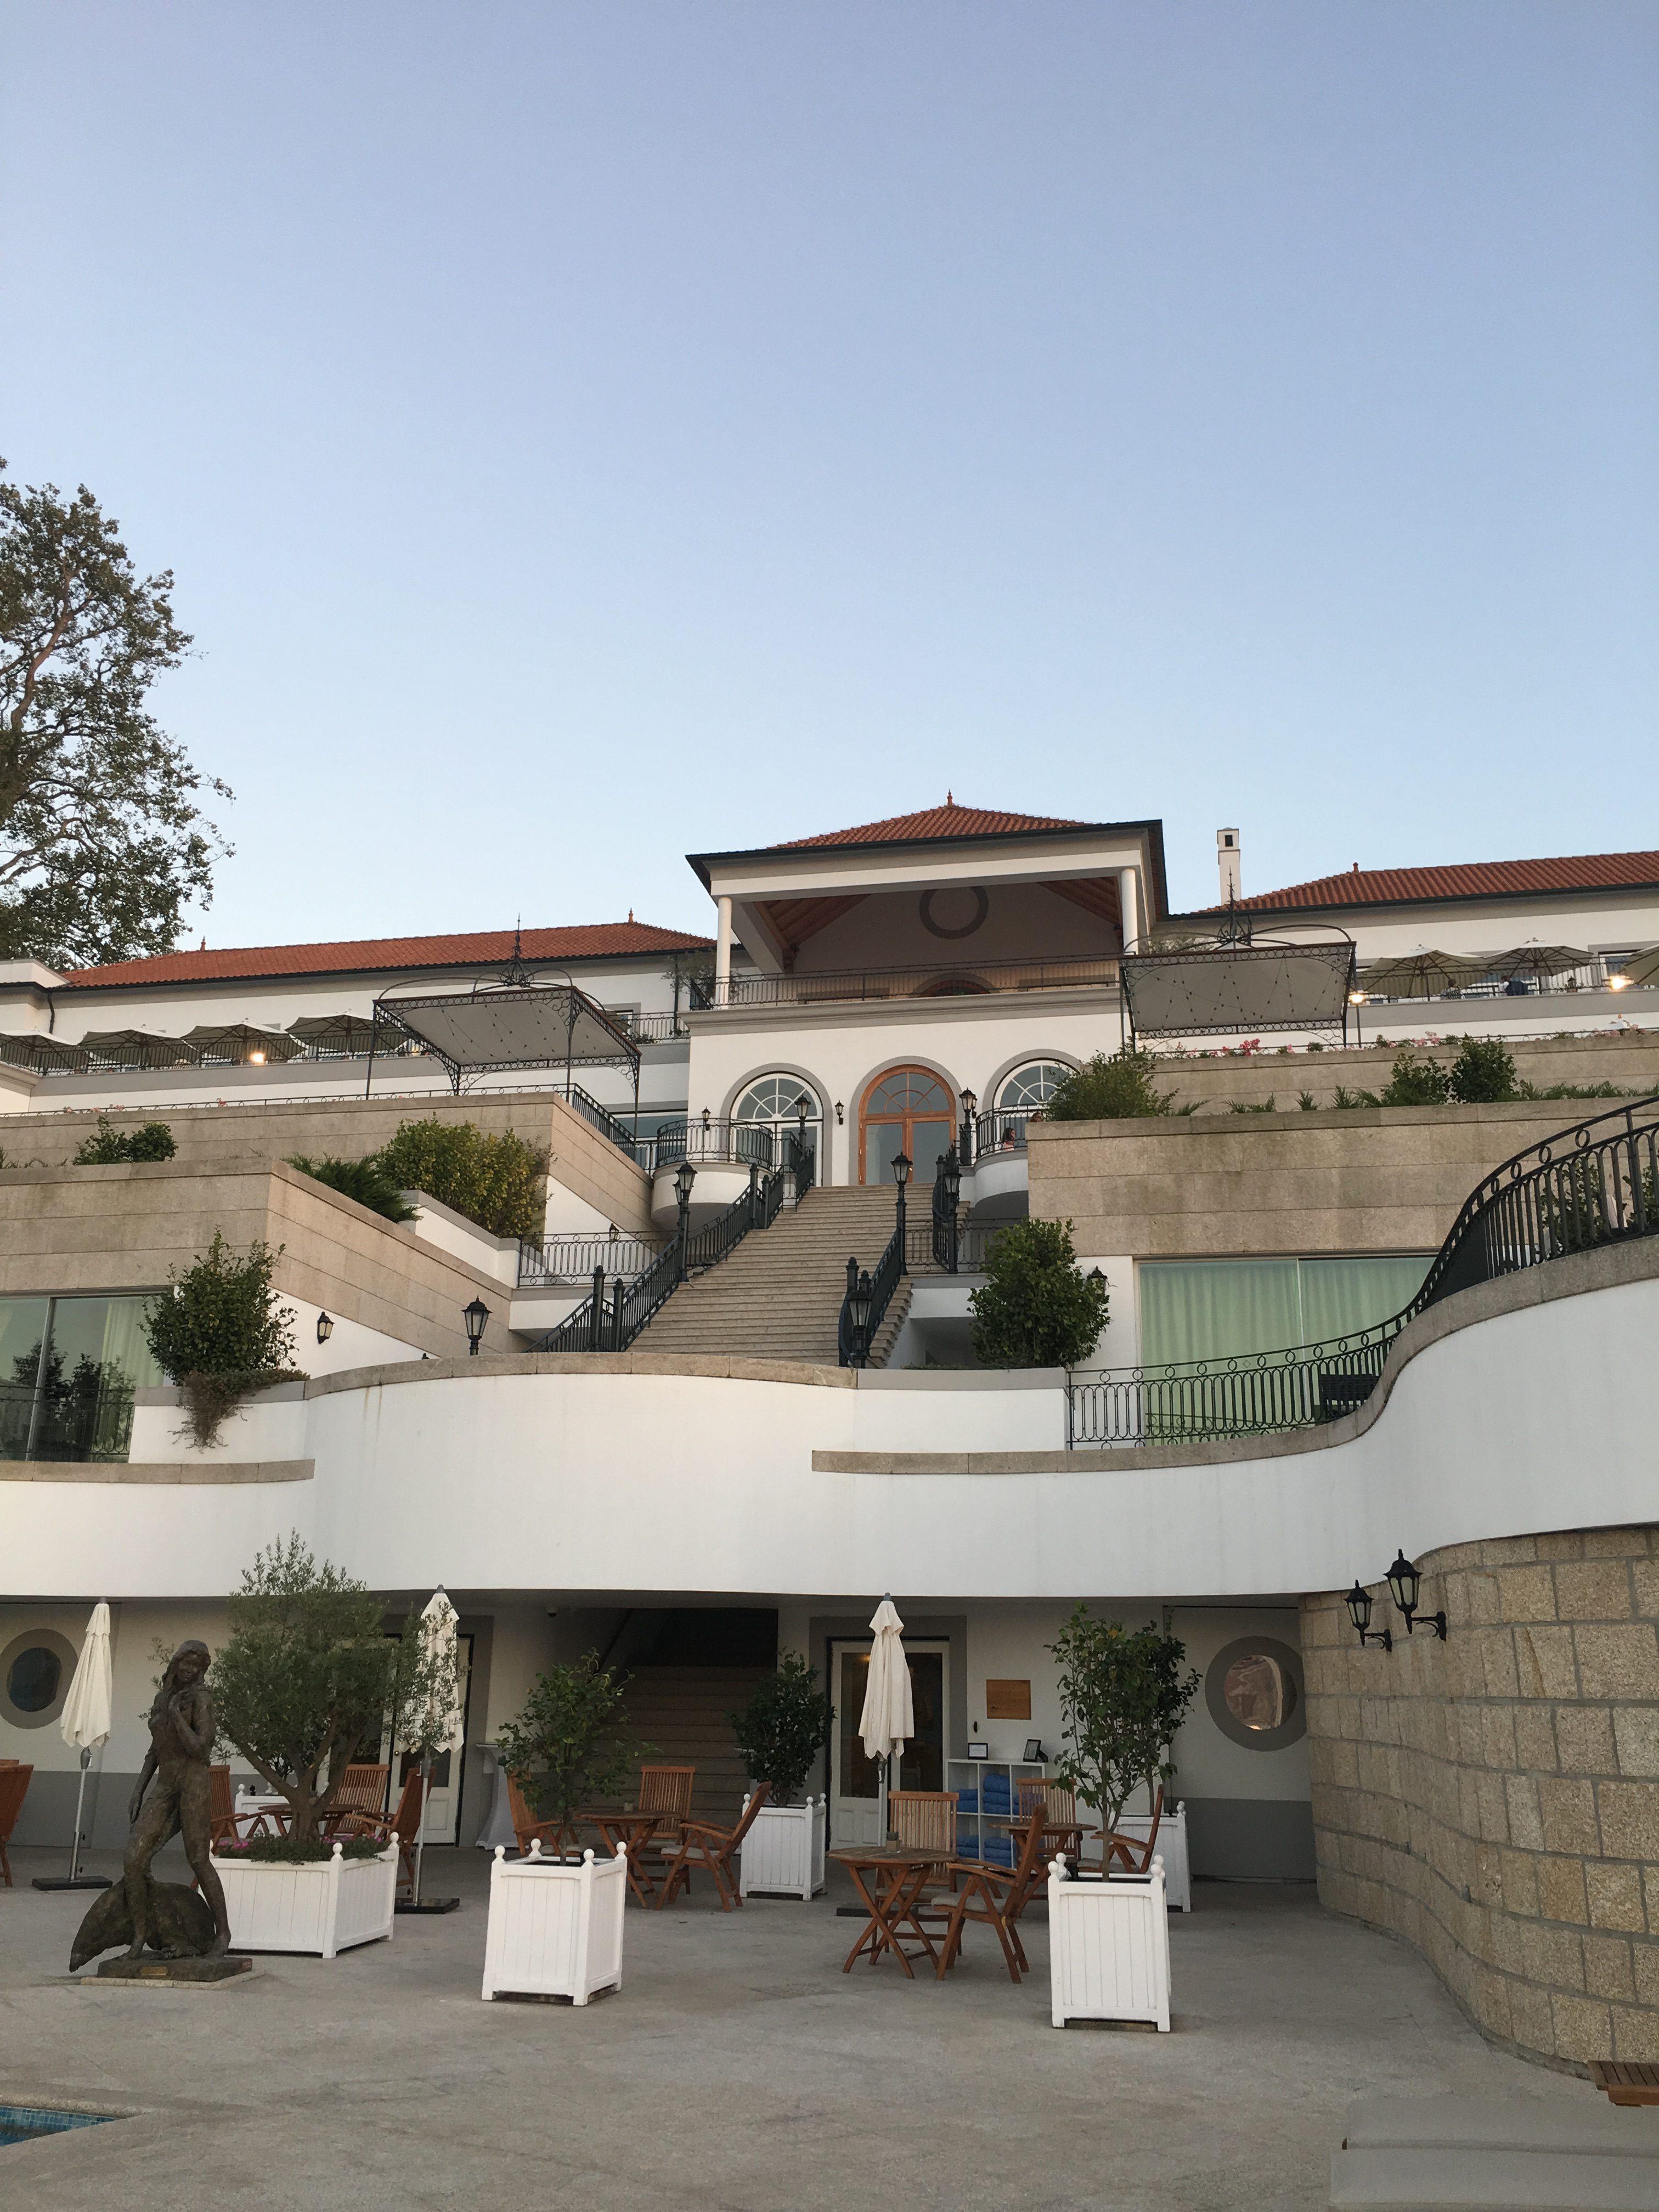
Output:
122,1639,230,1957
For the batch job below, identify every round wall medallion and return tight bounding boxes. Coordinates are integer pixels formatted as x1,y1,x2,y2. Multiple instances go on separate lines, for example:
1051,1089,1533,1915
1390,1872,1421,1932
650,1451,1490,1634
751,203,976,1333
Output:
1202,1635,1307,1752
919,887,989,940
0,1628,79,1730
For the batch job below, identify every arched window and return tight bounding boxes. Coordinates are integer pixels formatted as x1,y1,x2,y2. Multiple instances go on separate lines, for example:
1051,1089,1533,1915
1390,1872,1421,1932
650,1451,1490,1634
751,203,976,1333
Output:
860,1066,956,1187
998,1060,1070,1113
735,1076,822,1171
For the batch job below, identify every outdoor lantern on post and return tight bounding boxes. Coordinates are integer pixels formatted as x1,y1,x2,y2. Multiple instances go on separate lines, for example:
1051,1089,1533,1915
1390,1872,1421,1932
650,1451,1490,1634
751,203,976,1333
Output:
1386,1550,1447,1639
849,1266,874,1365
315,1311,334,1346
674,1158,697,1278
960,1088,978,1164
891,1150,912,1259
463,1297,490,1357
939,1142,961,1216
1344,1582,1392,1652
796,1095,810,1142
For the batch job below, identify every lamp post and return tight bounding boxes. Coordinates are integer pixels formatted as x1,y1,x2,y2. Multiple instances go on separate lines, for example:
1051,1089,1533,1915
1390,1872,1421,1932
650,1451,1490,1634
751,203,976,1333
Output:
891,1150,911,1273
960,1089,978,1165
674,1158,696,1279
848,1265,874,1367
463,1297,490,1357
938,1143,961,1272
1386,1550,1447,1640
1344,1582,1392,1652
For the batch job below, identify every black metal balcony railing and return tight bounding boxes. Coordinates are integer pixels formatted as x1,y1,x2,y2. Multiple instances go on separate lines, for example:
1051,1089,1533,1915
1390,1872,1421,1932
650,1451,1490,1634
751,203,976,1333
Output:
1067,1094,1659,1448
708,955,1120,1013
517,1234,660,1286
972,1109,1036,1158
906,1221,997,1273
653,1119,775,1172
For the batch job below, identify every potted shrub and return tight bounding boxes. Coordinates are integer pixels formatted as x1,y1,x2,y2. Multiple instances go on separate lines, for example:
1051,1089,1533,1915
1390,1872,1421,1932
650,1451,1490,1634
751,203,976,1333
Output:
730,1654,832,1900
484,1656,646,1999
143,1233,304,1448
208,1535,458,1956
1044,1607,1198,2027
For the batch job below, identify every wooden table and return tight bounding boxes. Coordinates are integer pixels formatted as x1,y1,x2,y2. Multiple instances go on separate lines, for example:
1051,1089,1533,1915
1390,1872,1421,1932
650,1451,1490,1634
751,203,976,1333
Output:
828,1846,950,1978
580,1809,674,1908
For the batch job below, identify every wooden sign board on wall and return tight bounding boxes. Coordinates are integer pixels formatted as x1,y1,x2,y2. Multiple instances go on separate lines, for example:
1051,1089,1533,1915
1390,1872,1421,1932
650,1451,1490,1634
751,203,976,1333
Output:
985,1679,1031,1720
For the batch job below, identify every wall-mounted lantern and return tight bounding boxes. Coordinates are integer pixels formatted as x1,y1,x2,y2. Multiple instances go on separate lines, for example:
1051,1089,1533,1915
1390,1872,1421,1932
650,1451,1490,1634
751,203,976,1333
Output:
315,1311,335,1346
1387,1550,1448,1640
463,1297,490,1357
1345,1582,1392,1652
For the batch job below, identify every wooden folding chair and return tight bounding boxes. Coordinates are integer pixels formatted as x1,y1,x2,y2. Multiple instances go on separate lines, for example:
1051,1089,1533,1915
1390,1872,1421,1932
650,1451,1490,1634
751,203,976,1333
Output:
208,1763,239,1850
634,1763,695,1833
1100,1784,1165,1875
507,1773,580,1859
0,1763,33,1887
656,1782,771,1911
933,1798,1052,1982
331,1767,427,1898
889,1789,957,1899
322,1762,391,1835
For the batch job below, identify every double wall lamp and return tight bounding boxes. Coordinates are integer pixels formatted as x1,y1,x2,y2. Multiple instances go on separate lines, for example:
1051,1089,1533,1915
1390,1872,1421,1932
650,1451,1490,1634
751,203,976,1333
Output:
1345,1551,1448,1652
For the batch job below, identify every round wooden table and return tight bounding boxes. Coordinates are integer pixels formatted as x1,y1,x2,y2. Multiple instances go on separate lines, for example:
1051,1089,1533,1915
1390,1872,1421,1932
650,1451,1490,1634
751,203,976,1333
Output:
827,1845,950,1978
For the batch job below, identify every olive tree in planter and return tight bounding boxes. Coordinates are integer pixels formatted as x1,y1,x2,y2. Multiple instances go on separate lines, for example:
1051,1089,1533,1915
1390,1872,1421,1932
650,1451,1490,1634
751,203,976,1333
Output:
494,1653,647,1857
143,1232,303,1448
730,1654,833,1899
208,1535,458,1956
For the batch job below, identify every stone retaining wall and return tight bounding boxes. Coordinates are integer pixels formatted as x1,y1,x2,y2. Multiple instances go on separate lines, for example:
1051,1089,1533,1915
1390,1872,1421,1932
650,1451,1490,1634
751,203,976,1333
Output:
1302,1525,1659,2072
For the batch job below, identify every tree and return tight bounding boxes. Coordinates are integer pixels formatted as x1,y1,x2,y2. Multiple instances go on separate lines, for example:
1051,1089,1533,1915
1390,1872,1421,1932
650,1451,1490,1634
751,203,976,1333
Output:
1047,1605,1199,1838
969,1217,1109,1368
0,460,230,968
729,1654,833,1805
495,1654,648,1836
375,1118,548,1238
72,1116,175,1164
1044,1048,1186,1121
211,1536,455,1844
1378,1050,1451,1107
143,1233,301,1447
1448,1036,1520,1103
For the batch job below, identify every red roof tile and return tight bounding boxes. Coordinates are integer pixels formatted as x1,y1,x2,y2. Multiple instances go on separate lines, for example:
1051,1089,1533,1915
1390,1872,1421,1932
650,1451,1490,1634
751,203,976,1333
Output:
1208,852,1659,914
66,921,713,989
779,802,1091,849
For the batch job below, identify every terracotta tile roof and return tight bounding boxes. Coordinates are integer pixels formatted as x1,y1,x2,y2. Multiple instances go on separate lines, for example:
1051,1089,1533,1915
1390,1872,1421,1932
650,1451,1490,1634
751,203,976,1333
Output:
65,921,713,989
779,801,1090,848
1207,851,1659,915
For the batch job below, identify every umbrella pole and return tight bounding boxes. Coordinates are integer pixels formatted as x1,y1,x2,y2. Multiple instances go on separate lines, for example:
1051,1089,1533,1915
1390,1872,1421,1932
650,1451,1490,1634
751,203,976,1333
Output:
68,1748,90,1883
413,1752,431,1906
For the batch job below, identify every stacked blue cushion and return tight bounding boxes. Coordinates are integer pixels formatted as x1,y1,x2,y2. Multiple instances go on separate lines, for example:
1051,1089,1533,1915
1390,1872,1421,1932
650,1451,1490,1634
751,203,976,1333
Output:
955,1787,979,1812
981,1771,1013,1817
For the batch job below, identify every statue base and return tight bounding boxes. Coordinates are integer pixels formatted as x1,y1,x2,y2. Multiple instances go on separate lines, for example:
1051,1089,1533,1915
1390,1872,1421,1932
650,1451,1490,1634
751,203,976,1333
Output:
95,1955,252,1984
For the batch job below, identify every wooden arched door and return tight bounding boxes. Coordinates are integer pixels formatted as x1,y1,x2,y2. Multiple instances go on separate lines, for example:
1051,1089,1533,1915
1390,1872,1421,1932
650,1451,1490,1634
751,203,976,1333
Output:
859,1066,956,1187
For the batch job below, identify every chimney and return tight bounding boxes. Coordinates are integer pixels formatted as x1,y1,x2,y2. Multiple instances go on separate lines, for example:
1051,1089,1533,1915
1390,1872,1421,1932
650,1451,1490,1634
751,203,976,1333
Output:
1217,828,1241,905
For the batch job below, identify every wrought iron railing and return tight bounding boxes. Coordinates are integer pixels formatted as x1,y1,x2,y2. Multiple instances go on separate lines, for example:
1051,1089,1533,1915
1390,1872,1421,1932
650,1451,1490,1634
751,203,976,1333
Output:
708,955,1120,1013
559,1085,649,1163
534,1163,786,1353
838,1203,906,1368
1066,1095,1659,1447
785,1130,817,1203
908,1220,997,1274
517,1234,659,1286
653,1119,775,1171
972,1109,1034,1159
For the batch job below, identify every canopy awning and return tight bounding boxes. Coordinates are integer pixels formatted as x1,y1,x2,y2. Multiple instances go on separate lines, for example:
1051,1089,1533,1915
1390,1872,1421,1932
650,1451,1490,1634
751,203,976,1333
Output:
371,981,640,1092
79,1028,201,1069
1121,941,1357,1040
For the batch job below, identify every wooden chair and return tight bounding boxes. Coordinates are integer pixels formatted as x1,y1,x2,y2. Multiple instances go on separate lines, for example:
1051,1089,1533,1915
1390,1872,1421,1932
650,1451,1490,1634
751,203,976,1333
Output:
0,1763,33,1887
507,1772,580,1859
634,1763,695,1833
656,1782,771,1911
208,1764,240,1850
889,1789,958,1898
331,1767,428,1898
322,1762,391,1835
932,1796,1052,1982
1100,1785,1165,1875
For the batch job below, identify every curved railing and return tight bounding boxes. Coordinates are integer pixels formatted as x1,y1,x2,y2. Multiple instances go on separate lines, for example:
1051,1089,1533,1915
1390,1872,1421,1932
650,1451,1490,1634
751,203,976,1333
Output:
973,1109,1033,1158
1068,1096,1659,1447
653,1119,775,1172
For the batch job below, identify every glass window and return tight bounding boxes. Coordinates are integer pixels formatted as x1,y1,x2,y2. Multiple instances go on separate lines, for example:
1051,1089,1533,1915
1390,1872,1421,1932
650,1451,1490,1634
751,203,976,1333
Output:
997,1062,1070,1113
1299,1257,1435,1345
1139,1256,1434,1370
866,1069,951,1117
1222,1654,1295,1731
734,1076,822,1169
7,1645,62,1713
0,1294,162,1463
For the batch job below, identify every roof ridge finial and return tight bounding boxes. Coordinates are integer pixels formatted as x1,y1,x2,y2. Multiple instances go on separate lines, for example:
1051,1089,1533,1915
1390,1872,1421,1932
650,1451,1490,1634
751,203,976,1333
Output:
946,789,953,805
500,915,532,988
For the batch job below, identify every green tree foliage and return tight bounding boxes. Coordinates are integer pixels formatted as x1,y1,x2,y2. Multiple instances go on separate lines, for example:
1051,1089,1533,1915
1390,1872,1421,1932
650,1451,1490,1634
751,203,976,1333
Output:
143,1233,300,1446
287,1152,417,1223
72,1116,175,1164
375,1118,548,1238
1044,1047,1185,1121
969,1217,1109,1369
729,1653,833,1805
0,460,230,968
1047,1604,1199,1837
1447,1037,1520,1103
211,1535,456,1844
1378,1049,1451,1106
495,1654,648,1832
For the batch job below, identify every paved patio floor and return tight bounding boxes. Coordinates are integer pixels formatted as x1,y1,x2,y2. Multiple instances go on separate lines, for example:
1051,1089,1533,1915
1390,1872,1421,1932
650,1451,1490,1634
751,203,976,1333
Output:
0,1845,1598,2212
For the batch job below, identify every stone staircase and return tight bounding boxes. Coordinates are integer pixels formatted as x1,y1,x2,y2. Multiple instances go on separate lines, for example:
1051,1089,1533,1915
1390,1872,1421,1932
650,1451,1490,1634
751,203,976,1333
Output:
608,1666,772,1820
630,1186,922,1365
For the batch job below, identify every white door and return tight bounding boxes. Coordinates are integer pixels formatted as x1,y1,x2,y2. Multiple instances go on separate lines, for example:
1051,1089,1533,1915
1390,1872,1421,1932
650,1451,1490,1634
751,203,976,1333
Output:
829,1639,949,1846
382,1632,473,1847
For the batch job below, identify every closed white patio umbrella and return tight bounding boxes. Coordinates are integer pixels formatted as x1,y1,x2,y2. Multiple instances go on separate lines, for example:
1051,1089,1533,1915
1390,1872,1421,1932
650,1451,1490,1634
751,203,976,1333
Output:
858,1599,913,1842
405,1589,461,1913
33,1602,114,1892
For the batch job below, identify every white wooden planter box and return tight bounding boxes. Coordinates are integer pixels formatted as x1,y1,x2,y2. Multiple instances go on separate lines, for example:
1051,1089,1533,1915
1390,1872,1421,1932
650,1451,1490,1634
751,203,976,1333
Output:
1048,1857,1171,2030
1111,1803,1191,1910
738,1795,827,1900
214,1841,398,1958
482,1843,625,2005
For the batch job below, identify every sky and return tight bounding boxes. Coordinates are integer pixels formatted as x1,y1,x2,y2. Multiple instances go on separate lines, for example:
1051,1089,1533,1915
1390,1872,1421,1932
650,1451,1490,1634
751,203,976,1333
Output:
3,2,1655,945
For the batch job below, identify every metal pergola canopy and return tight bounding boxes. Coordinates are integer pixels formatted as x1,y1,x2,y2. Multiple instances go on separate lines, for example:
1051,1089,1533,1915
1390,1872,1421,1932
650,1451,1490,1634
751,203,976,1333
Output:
370,981,641,1094
1121,940,1357,1040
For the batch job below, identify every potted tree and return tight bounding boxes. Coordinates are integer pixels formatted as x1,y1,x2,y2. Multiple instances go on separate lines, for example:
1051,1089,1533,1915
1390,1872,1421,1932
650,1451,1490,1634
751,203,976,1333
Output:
1045,1606,1197,2029
730,1654,833,1900
209,1536,456,1957
483,1656,645,2003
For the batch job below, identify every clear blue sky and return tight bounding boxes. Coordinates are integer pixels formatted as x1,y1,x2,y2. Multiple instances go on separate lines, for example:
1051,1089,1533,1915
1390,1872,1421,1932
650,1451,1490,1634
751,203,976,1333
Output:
4,2,1654,944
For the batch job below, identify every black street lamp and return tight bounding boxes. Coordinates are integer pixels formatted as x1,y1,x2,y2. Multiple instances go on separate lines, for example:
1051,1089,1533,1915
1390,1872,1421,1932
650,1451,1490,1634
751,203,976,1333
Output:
1386,1550,1447,1640
939,1143,961,1216
674,1158,697,1278
1344,1582,1392,1652
848,1266,874,1365
960,1090,978,1164
891,1150,912,1270
463,1297,490,1357
315,1311,335,1346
